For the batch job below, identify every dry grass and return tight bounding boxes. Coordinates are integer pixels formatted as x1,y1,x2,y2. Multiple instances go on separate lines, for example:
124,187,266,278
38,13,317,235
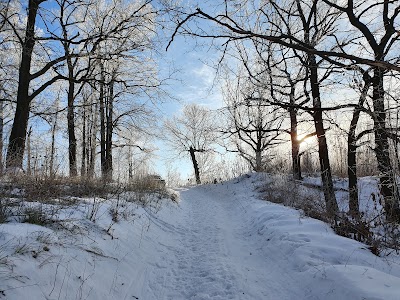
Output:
0,174,175,226
257,175,329,222
0,175,117,202
256,175,400,256
0,199,10,223
22,205,59,226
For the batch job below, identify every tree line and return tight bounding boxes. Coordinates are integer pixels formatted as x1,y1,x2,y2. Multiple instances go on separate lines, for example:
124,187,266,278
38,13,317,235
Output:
165,0,400,222
0,0,164,180
2,0,400,223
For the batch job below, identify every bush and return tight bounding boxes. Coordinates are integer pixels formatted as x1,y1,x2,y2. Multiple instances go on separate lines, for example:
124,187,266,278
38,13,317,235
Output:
0,175,118,201
128,176,167,193
22,205,58,226
258,175,328,222
257,175,400,256
0,199,10,223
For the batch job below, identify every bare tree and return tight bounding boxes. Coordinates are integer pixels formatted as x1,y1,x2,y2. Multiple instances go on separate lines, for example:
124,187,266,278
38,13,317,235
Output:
4,0,158,175
222,72,285,172
255,42,310,180
164,103,216,184
4,0,46,170
0,1,21,174
293,1,340,217
322,0,400,221
168,1,400,72
84,0,163,180
346,70,372,218
56,0,91,177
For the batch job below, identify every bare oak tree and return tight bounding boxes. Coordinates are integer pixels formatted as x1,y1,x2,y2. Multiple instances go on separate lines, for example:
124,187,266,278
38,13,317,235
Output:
164,103,216,184
222,71,285,172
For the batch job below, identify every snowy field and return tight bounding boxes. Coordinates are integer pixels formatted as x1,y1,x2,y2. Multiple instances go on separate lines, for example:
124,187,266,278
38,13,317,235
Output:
1,174,400,299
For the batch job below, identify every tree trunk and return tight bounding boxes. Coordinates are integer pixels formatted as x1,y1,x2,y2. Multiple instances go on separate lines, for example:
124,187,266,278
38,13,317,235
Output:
255,151,262,172
394,111,400,174
88,102,97,179
99,66,106,179
67,75,77,177
6,0,43,169
308,53,339,217
289,108,301,180
347,121,359,218
254,128,262,172
49,110,58,177
128,146,133,180
81,103,87,177
347,114,359,218
105,81,114,181
26,127,32,176
347,81,369,218
189,146,201,184
372,67,400,221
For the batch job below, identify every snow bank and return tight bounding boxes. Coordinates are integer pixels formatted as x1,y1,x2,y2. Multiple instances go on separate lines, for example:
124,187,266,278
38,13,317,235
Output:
0,174,399,299
225,173,400,299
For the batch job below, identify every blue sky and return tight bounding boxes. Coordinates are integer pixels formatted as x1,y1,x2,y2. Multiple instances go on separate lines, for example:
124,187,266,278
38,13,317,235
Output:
154,31,225,180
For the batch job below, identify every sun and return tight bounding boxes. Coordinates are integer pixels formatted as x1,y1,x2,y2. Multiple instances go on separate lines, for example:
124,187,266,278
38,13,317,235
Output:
297,134,314,148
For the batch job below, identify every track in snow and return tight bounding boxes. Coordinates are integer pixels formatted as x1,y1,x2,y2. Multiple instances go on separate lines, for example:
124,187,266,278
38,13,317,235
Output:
140,183,293,300
136,177,400,300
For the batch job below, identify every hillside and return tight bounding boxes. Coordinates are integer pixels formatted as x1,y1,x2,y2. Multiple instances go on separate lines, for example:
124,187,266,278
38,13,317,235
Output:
1,174,400,299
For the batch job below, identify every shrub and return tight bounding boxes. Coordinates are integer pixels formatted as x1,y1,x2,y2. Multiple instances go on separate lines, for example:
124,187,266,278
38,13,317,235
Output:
258,175,328,222
0,199,10,223
2,175,115,202
22,205,57,226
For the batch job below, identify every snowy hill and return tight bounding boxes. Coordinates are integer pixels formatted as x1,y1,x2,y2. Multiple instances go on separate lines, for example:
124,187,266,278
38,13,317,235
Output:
1,174,400,299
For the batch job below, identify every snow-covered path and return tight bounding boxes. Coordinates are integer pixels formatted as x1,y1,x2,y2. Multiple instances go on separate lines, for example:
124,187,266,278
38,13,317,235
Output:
2,174,400,300
154,185,307,300
136,177,400,300
161,185,303,300
141,182,290,300
147,187,245,299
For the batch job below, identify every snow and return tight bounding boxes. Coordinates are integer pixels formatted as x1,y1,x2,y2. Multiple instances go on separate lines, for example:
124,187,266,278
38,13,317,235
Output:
301,175,383,213
1,174,400,299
